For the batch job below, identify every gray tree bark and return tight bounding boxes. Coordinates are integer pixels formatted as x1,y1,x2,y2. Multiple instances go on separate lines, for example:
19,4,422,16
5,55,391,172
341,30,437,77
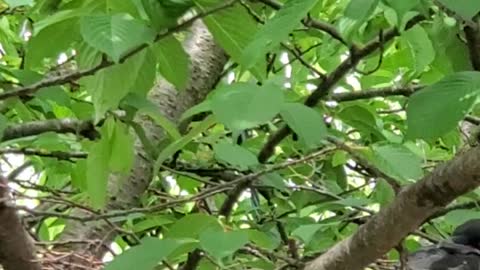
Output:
55,21,227,261
304,146,480,270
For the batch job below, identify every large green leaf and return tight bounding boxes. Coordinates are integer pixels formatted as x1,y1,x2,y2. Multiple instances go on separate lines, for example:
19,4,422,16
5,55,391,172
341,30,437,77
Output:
280,103,327,149
371,144,423,182
165,213,223,239
247,230,281,250
444,210,480,228
382,0,419,25
83,49,155,122
211,82,284,131
240,0,319,69
337,104,384,140
344,0,379,20
407,71,480,140
26,18,79,68
80,13,155,62
194,0,264,79
213,141,259,170
142,0,193,30
199,230,249,259
437,0,480,19
86,119,114,209
372,179,395,206
292,224,326,244
104,238,193,270
5,0,33,8
108,121,134,174
152,35,189,90
404,25,435,73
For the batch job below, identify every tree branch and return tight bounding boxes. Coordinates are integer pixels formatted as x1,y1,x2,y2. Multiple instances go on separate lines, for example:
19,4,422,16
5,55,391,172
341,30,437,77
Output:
329,85,423,102
1,119,97,142
0,176,41,270
304,146,480,270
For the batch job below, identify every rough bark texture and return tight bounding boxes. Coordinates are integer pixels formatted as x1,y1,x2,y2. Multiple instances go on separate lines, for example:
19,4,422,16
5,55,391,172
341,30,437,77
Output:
0,176,41,270
55,21,227,258
305,146,480,270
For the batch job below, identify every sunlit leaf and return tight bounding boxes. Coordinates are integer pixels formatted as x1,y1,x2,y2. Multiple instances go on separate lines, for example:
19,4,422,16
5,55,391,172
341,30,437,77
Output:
80,13,155,62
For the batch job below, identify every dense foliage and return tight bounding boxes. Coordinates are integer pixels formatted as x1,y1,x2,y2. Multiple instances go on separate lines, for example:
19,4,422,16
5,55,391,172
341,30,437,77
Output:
1,0,480,269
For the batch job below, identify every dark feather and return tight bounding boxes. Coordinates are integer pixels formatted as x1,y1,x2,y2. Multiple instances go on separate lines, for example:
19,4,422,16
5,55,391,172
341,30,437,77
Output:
406,242,480,270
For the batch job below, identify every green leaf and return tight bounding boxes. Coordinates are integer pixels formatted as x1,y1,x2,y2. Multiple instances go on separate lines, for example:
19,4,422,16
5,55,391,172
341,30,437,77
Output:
240,0,319,68
280,103,327,149
142,0,193,30
372,179,395,206
445,210,480,228
407,71,480,140
109,121,135,174
166,213,223,239
106,0,142,18
337,104,383,140
437,0,480,20
123,93,181,140
199,230,249,259
71,160,87,191
104,237,193,270
213,141,259,170
83,49,155,122
133,215,175,232
194,0,264,79
404,25,435,73
247,230,281,250
153,35,190,89
371,144,423,182
86,119,114,209
179,100,212,123
345,0,379,20
382,0,419,24
260,173,287,191
26,18,79,68
5,0,33,8
211,82,284,131
332,150,348,167
80,13,155,62
292,224,326,244
153,115,216,180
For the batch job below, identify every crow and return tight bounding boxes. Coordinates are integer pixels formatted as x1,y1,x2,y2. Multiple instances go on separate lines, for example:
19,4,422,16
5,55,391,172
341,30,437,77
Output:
406,219,480,270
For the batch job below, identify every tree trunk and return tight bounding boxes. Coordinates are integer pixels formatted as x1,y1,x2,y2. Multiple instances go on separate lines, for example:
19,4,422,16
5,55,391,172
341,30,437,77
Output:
54,20,227,263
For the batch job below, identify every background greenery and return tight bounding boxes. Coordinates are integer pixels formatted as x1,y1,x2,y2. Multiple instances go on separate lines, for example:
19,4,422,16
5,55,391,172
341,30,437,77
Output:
0,0,480,269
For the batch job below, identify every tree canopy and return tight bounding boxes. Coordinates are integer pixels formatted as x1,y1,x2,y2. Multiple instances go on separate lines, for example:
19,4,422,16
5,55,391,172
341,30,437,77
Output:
0,0,480,269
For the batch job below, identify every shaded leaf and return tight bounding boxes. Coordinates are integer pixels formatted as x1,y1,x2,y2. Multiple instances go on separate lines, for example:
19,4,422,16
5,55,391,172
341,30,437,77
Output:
213,141,259,170
211,82,284,131
404,25,435,73
371,144,423,182
104,238,194,270
199,230,249,259
407,71,480,140
437,0,480,19
80,13,155,62
109,121,135,174
153,35,189,89
166,213,223,239
280,103,327,149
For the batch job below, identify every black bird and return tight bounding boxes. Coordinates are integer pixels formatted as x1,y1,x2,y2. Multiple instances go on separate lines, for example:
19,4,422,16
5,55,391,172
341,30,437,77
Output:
406,219,480,269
